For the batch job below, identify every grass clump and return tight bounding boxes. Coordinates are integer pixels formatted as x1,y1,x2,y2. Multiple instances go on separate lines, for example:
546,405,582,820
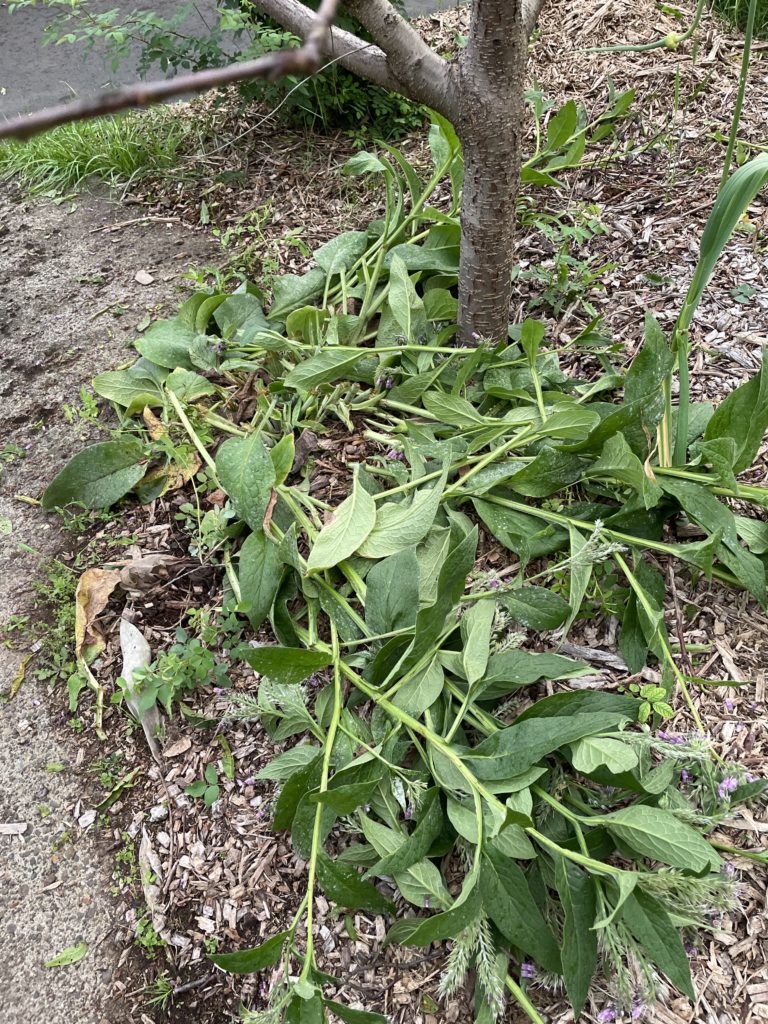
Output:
712,0,768,36
0,106,191,195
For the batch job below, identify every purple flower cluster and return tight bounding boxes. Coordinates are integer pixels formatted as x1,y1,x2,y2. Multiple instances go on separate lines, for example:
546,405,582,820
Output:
386,449,405,461
597,1009,616,1023
657,731,684,744
717,776,739,800
520,963,536,980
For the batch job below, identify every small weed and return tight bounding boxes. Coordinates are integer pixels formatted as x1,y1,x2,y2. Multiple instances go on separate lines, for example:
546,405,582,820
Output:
30,559,78,687
63,387,102,426
91,753,125,791
185,762,221,808
111,831,139,894
135,913,166,960
144,972,174,1011
0,442,26,467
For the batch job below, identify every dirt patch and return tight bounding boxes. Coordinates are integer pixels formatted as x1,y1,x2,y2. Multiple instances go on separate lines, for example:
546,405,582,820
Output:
0,185,216,1024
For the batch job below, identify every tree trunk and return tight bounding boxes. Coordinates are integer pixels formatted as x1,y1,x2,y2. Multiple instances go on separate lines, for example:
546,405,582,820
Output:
455,0,527,343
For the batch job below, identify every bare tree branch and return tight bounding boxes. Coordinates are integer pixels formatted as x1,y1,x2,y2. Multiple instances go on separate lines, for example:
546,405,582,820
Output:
343,0,456,118
0,0,389,142
252,0,399,91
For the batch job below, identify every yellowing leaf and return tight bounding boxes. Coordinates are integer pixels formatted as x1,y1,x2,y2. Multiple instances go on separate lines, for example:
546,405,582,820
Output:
142,406,167,441
75,568,121,660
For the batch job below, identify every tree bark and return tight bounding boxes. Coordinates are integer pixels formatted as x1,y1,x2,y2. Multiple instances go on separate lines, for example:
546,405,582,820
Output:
455,0,527,343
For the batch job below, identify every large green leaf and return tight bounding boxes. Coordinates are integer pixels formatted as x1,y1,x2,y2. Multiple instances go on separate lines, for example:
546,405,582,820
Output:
365,548,419,635
359,815,452,910
473,499,567,560
461,600,495,685
239,646,332,685
216,432,275,531
570,736,639,775
316,853,394,914
621,889,695,1000
209,930,288,974
704,356,768,472
238,530,282,630
480,850,561,973
467,711,633,780
133,318,201,370
92,364,164,411
513,690,639,722
386,878,482,946
365,789,443,879
268,268,326,321
391,657,444,716
42,439,146,510
598,805,720,872
506,447,584,497
214,292,270,345
272,754,322,830
314,231,368,273
555,858,597,1017
479,650,592,700
387,253,428,341
400,527,478,673
501,586,571,630
358,467,447,559
324,1001,386,1024
422,391,486,428
284,350,367,392
587,433,662,509
308,468,377,571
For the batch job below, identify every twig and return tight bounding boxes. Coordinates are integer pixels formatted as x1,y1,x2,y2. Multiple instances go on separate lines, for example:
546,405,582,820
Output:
0,0,344,142
90,216,182,234
172,972,216,996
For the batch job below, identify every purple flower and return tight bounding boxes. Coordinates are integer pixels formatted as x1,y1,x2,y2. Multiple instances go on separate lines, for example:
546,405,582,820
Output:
404,805,412,820
746,773,756,783
488,578,501,590
681,769,691,783
632,1004,645,1021
724,698,735,712
597,1010,616,1023
385,377,394,390
721,862,736,878
386,448,404,461
520,963,536,980
717,776,739,799
685,942,699,956
658,731,683,744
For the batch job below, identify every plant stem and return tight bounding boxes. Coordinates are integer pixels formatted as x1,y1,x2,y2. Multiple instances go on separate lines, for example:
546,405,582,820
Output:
300,622,343,980
166,389,218,476
719,0,757,189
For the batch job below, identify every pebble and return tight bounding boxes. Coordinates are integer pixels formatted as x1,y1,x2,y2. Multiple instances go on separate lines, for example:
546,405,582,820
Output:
149,804,168,822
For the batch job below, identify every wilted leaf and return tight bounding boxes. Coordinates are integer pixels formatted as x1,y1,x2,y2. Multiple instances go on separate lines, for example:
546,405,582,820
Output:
74,568,121,659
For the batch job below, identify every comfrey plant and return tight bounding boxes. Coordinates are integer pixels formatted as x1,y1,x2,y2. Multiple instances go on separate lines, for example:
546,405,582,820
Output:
42,112,768,1023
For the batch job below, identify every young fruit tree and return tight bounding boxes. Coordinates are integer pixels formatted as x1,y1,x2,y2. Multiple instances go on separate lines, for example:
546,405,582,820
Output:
0,0,543,343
